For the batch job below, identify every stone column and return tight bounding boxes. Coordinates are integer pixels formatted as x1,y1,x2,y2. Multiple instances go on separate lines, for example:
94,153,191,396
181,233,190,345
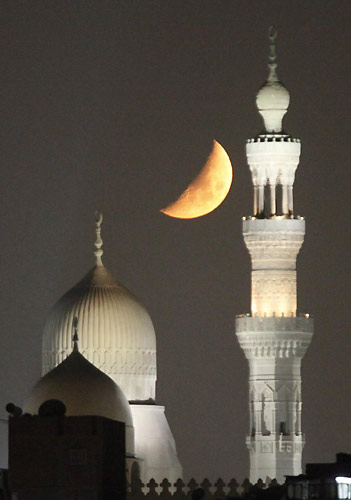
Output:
288,185,294,215
258,185,265,216
270,184,276,216
253,185,258,216
282,184,288,215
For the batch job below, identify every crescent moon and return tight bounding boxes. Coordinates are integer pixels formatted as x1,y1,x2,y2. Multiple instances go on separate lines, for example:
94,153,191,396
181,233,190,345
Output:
161,140,233,219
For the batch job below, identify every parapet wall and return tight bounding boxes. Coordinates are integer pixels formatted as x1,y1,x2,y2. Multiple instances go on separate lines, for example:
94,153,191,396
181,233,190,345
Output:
127,477,285,499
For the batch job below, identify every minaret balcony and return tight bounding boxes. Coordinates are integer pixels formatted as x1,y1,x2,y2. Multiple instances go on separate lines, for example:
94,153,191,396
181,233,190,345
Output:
236,314,313,360
236,313,312,330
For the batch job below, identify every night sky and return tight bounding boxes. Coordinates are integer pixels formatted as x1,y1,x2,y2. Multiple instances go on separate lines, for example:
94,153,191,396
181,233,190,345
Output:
0,0,351,481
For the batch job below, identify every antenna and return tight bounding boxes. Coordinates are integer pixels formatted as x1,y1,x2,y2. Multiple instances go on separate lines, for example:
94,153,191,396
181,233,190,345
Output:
268,25,278,82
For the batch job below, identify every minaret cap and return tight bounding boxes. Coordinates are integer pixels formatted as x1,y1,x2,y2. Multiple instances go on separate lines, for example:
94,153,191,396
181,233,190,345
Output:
94,210,104,266
256,26,290,133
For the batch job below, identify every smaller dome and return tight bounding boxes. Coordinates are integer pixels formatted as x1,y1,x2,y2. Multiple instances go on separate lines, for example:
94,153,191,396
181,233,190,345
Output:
256,79,290,111
24,346,135,456
256,78,290,133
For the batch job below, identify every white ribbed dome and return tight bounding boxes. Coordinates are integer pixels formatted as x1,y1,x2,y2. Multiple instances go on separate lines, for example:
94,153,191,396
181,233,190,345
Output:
42,263,157,402
25,347,135,456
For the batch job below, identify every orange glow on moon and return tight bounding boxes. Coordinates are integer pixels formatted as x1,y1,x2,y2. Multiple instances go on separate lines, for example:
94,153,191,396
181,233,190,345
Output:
161,140,233,219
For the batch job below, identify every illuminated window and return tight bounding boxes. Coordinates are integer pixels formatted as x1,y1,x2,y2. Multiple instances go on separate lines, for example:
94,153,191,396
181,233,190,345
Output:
335,477,351,499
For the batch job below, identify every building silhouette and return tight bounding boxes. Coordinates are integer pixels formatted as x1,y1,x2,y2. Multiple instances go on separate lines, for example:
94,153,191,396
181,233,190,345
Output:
286,453,351,500
9,414,126,500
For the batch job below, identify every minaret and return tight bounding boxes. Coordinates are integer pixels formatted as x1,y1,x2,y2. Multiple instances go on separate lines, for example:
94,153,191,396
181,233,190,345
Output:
236,28,313,483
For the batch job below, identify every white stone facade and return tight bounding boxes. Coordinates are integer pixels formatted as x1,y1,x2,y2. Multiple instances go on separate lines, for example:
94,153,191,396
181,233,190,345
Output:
130,405,183,484
243,218,305,317
235,31,313,483
236,315,313,477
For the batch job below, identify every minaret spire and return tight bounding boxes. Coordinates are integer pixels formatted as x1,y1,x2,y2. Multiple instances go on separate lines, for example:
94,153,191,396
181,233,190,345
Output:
249,30,297,218
268,26,278,82
72,316,79,352
94,210,104,266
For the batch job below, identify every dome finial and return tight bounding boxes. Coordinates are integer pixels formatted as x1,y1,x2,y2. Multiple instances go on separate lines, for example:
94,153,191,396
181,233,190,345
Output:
72,316,79,352
94,210,103,266
255,26,290,134
268,26,278,82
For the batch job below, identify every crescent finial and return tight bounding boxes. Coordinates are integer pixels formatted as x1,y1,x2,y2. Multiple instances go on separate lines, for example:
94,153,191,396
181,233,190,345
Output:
269,25,277,44
94,210,104,266
72,316,79,352
95,210,103,226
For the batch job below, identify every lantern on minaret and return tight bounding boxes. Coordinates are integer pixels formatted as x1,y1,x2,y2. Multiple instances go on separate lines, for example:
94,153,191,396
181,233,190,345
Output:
235,27,313,483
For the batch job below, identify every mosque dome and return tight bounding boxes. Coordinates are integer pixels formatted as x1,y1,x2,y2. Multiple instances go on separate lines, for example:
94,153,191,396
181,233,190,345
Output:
256,26,290,133
25,330,135,455
42,213,157,402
